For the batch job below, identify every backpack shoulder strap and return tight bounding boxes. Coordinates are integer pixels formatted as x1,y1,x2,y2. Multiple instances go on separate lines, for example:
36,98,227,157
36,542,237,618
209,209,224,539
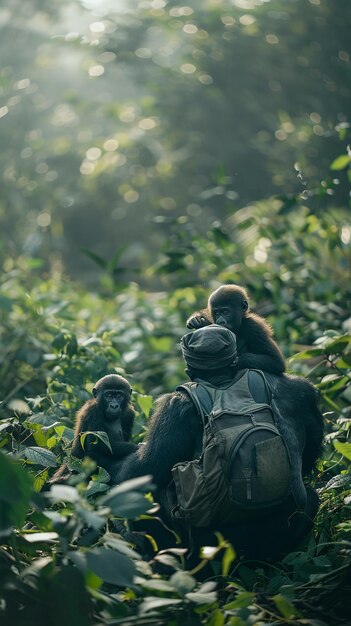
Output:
176,382,213,425
247,369,272,405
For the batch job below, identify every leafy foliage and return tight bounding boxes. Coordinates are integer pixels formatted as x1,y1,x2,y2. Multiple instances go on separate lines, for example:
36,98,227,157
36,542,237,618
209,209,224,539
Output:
0,1,350,623
1,182,350,624
0,0,350,285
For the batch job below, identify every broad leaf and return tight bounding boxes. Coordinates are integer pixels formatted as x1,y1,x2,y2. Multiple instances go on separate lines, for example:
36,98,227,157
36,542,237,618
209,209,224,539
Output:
81,431,112,454
186,591,217,605
22,531,58,543
0,452,32,534
333,441,351,461
139,597,183,613
289,348,324,360
170,571,196,595
48,565,91,626
25,446,57,467
76,505,106,531
330,154,351,170
100,490,152,518
86,481,110,497
46,484,79,503
86,547,135,586
136,394,153,417
224,591,254,609
272,594,300,619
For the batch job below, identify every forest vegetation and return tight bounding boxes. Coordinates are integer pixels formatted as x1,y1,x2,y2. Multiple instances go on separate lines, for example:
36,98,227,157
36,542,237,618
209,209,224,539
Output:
0,0,350,624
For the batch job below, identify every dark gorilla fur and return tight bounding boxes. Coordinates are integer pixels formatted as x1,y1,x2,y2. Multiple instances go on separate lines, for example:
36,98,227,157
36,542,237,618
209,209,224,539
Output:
186,284,285,375
51,374,137,482
112,371,323,561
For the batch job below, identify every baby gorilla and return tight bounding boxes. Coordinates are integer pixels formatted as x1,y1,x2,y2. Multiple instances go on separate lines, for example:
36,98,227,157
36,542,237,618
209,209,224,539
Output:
187,284,285,375
51,374,137,482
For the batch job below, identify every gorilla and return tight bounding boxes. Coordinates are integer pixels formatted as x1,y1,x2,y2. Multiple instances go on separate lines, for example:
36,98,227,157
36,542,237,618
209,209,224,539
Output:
112,329,323,562
187,284,285,374
51,374,137,482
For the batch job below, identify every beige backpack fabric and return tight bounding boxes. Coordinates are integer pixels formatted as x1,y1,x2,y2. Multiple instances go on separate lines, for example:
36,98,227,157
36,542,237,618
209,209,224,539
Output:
171,369,292,527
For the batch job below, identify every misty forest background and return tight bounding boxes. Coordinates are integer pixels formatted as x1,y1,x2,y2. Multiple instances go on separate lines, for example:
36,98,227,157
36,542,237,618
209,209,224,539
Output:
0,1,350,625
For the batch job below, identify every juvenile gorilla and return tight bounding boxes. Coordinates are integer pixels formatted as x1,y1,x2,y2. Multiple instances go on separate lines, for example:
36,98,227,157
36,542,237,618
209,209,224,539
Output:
113,329,323,561
187,284,285,374
52,374,137,482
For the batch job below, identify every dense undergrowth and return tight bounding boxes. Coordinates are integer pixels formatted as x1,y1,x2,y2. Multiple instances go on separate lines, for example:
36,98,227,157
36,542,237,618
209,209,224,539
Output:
0,281,350,623
1,164,351,624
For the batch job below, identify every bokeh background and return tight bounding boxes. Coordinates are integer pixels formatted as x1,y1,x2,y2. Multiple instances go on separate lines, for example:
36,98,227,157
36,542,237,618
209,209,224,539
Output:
1,0,350,285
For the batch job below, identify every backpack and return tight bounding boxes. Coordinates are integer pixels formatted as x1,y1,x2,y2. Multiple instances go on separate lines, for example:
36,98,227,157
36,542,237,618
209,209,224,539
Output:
170,369,292,527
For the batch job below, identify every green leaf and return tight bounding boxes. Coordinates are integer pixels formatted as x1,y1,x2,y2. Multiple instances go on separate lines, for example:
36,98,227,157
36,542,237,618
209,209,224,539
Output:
186,591,217,605
224,591,254,609
0,452,32,534
34,469,49,492
86,547,136,586
104,532,142,559
47,484,79,502
48,566,92,626
7,399,30,415
46,435,58,449
26,413,59,427
99,475,153,500
102,489,151,518
76,506,106,530
324,337,351,354
222,544,236,576
52,331,67,351
289,348,324,361
272,594,300,619
107,244,128,270
199,545,219,560
139,597,183,613
24,446,57,467
86,481,110,497
267,574,292,593
170,571,196,595
333,441,351,461
21,556,53,578
99,476,154,517
0,422,11,434
330,154,351,170
22,531,58,543
92,466,110,483
67,456,83,472
319,374,342,384
66,334,78,356
319,375,349,391
205,609,225,626
324,474,351,490
136,394,154,417
154,553,183,570
80,431,112,454
27,423,49,447
81,248,108,269
139,579,175,593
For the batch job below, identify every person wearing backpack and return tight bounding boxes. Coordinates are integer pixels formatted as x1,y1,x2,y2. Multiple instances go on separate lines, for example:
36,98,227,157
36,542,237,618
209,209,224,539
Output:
114,325,323,561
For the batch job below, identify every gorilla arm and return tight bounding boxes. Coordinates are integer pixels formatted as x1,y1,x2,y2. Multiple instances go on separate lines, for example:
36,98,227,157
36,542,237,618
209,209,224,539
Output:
266,373,324,509
285,376,324,475
112,392,199,487
186,310,212,330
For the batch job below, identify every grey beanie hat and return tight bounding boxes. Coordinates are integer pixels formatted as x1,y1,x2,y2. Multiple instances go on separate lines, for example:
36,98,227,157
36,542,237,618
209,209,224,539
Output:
180,324,238,371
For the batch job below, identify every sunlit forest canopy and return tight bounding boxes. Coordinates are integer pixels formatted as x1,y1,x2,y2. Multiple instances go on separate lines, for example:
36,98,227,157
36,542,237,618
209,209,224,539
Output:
0,0,350,285
1,2,351,624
